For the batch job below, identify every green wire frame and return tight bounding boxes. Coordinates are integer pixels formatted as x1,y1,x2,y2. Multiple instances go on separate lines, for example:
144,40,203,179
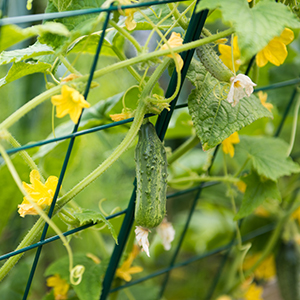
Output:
0,1,299,300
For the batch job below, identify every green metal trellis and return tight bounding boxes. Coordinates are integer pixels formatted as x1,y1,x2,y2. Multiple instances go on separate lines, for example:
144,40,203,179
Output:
0,0,299,299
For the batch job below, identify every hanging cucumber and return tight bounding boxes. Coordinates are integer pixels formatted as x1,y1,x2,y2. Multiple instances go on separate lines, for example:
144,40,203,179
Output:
196,36,234,83
276,240,300,300
134,120,167,229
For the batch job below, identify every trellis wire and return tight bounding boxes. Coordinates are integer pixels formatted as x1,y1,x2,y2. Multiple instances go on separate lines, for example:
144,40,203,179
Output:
0,1,299,300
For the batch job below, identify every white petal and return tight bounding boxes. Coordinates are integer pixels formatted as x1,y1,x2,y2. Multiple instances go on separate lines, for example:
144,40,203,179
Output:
135,226,150,257
227,74,256,107
156,218,175,251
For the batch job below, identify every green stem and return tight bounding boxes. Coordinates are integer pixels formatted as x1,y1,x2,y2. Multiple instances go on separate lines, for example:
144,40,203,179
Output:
167,3,189,30
168,134,200,165
59,54,81,76
234,157,250,178
287,92,300,156
5,131,42,180
109,20,142,53
0,85,61,130
111,45,143,84
0,28,234,131
168,175,239,185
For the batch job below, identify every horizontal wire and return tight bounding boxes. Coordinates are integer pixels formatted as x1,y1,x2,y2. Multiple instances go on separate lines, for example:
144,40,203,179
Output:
110,222,276,293
3,76,300,157
0,182,217,261
0,0,189,26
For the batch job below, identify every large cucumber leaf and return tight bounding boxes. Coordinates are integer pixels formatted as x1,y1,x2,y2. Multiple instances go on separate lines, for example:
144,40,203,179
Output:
196,0,300,61
236,136,300,181
235,171,281,220
187,60,272,151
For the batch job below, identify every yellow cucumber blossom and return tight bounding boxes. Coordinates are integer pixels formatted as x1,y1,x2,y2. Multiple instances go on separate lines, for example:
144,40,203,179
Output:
156,218,175,251
227,74,256,107
125,9,137,31
135,226,150,257
116,245,143,282
51,85,90,124
161,32,184,71
258,91,273,112
18,170,58,217
256,28,294,67
221,132,240,158
110,108,133,122
243,283,263,300
243,254,276,281
219,36,241,72
47,274,69,300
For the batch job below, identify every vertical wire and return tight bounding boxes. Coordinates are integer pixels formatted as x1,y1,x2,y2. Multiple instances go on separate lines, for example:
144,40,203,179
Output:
22,8,113,299
157,3,209,298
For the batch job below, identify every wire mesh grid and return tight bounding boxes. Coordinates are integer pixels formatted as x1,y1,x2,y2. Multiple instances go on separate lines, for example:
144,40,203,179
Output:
0,1,299,299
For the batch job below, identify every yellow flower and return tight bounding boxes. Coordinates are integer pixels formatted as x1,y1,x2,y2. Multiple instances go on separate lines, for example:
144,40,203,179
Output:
219,36,241,72
236,180,247,193
125,9,137,31
51,85,90,124
243,254,276,280
243,283,263,300
221,132,240,158
292,207,300,224
18,170,58,217
256,28,294,67
47,274,69,300
216,296,232,300
110,109,133,122
61,73,81,83
161,32,184,71
116,245,143,282
258,91,273,112
255,206,270,218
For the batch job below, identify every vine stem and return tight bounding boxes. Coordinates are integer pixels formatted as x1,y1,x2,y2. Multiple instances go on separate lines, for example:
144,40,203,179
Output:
109,20,142,53
168,175,239,185
287,91,300,156
168,134,199,165
167,3,189,30
0,58,171,281
0,28,234,131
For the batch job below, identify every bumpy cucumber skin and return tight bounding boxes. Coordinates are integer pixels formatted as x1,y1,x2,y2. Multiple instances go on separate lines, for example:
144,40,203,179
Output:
196,42,233,83
135,122,167,229
276,240,300,300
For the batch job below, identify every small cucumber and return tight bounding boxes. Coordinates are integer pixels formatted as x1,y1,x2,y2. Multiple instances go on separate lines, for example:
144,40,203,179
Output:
276,240,300,300
196,38,233,83
134,121,167,229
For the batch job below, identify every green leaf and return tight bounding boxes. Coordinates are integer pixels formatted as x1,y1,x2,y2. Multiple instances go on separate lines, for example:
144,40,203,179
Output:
0,43,54,65
73,209,118,243
235,171,281,220
236,136,300,181
52,0,73,11
45,254,108,300
196,0,300,60
187,60,272,151
0,23,69,51
0,61,51,88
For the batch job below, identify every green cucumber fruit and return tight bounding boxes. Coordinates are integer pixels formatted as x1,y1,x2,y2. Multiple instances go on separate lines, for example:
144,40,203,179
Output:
276,240,300,300
134,121,167,229
196,39,233,83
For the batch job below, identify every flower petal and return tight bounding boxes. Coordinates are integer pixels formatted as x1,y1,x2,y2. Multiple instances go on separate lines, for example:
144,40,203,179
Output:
263,40,287,66
135,226,150,257
256,50,268,68
278,28,294,45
